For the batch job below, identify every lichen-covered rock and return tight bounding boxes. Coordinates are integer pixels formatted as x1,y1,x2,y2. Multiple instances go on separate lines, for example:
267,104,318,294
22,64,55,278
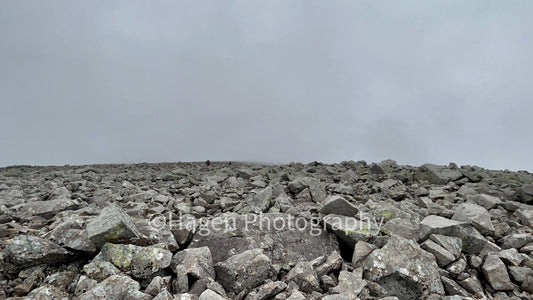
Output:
91,243,172,279
214,249,273,294
363,236,445,298
3,235,71,273
77,275,150,300
86,204,141,247
24,285,69,300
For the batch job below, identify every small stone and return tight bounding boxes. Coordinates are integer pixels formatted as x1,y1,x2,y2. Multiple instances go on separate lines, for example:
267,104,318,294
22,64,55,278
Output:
145,276,172,296
452,202,495,234
421,239,456,267
74,275,97,297
285,261,320,293
331,269,367,297
245,280,287,300
352,241,377,267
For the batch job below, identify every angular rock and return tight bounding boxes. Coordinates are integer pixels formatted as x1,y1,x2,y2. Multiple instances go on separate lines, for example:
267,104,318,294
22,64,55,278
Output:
285,261,320,293
92,243,172,279
452,203,494,234
214,249,272,294
145,276,172,296
83,261,122,281
86,204,141,247
421,239,455,267
77,275,149,299
3,235,71,272
245,280,287,300
42,215,97,253
517,184,533,203
17,198,81,219
199,289,226,300
363,236,444,298
189,213,338,264
352,241,377,267
381,218,420,240
468,194,502,209
419,215,489,254
314,251,342,277
418,163,463,184
330,269,367,297
323,214,379,248
429,234,462,259
25,285,69,299
482,254,514,291
441,276,471,297
319,196,359,217
515,209,533,227
171,247,215,280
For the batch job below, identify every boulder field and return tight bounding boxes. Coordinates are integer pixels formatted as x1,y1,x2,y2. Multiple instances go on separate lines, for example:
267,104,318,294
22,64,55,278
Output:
1,160,533,299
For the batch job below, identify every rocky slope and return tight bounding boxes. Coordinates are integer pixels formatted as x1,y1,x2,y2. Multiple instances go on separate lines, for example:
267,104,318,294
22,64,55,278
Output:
1,160,533,299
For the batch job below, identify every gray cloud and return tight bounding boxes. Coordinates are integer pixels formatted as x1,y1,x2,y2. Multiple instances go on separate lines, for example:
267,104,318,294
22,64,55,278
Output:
1,1,532,171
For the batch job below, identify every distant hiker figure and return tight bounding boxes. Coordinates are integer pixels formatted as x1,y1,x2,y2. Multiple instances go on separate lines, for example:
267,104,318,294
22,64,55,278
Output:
205,160,211,167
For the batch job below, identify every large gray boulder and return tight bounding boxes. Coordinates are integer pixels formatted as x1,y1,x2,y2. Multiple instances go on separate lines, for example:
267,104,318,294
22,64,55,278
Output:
363,236,445,299
417,163,463,184
86,204,142,247
452,202,495,234
419,215,490,254
3,235,71,272
189,213,338,264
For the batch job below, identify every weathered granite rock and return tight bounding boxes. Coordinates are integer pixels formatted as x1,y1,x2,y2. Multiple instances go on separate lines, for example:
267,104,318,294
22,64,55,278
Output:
3,235,71,272
189,213,338,264
419,215,489,254
86,204,142,247
43,215,97,253
452,203,495,234
92,243,172,279
77,275,150,300
245,280,287,300
363,236,445,298
323,214,380,248
319,196,359,217
16,197,82,219
482,254,514,291
418,163,463,184
330,269,367,297
214,249,273,294
170,247,215,280
285,261,320,293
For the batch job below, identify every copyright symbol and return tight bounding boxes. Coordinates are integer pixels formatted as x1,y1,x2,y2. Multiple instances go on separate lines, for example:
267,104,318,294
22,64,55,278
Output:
149,214,167,230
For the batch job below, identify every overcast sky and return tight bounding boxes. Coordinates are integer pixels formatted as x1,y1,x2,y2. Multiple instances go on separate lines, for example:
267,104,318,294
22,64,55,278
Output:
1,1,532,171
